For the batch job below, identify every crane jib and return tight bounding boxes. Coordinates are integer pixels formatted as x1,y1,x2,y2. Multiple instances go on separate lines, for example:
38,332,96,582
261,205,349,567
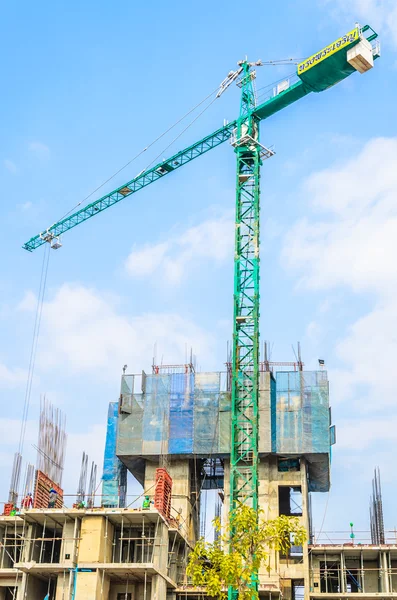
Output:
22,120,237,252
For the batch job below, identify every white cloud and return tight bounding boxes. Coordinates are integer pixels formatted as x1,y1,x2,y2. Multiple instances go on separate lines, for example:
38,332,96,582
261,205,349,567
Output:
0,363,27,388
337,414,397,450
125,211,233,284
4,159,17,174
125,242,169,277
20,284,217,375
305,320,323,342
323,0,397,47
29,141,50,159
17,290,37,312
283,138,397,296
0,418,36,448
62,423,106,498
283,137,397,411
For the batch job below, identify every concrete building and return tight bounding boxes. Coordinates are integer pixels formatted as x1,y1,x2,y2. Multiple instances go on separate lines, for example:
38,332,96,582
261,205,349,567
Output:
309,544,397,598
1,364,396,599
0,507,188,599
1,507,397,599
102,365,334,597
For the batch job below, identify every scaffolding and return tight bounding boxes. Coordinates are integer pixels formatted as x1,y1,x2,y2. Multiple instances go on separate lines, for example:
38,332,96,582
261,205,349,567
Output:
114,369,332,491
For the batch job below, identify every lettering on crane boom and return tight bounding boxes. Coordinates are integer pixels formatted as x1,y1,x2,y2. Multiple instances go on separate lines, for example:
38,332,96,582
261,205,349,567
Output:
297,27,359,74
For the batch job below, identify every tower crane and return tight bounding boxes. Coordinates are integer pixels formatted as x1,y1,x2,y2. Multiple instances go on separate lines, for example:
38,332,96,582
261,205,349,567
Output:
23,24,380,597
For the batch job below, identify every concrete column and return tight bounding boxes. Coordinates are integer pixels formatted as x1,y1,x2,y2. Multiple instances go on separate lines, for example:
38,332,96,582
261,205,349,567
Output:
340,551,346,593
151,574,167,600
61,519,78,566
21,524,34,562
360,549,365,593
300,459,311,600
55,572,71,600
151,521,168,572
0,587,6,600
16,572,27,600
381,551,390,593
79,516,114,563
75,570,110,600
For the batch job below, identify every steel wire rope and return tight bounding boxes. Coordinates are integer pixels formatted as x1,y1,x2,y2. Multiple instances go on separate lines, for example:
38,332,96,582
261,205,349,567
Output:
140,93,220,175
56,84,225,224
146,65,304,177
256,71,296,94
47,64,304,231
17,244,51,467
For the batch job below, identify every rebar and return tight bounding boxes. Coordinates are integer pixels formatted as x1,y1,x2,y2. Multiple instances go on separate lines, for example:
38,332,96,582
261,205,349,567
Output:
23,463,35,498
36,396,67,486
76,452,88,504
370,466,385,544
87,461,97,508
8,452,22,505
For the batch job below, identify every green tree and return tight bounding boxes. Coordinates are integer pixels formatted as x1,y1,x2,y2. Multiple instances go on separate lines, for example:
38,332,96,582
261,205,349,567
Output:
187,504,307,600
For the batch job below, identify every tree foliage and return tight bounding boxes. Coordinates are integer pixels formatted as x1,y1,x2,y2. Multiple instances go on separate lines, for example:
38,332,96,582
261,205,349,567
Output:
187,504,307,600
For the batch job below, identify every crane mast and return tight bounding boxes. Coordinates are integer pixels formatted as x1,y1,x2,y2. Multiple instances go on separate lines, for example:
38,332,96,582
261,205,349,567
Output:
229,60,262,596
230,60,275,596
231,63,261,513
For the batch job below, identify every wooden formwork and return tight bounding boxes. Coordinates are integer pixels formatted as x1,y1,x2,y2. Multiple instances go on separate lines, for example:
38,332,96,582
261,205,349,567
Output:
154,467,172,519
33,469,63,509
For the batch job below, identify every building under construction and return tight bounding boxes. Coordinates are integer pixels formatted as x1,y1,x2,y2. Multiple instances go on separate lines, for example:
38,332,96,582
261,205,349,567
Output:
1,362,397,599
5,19,393,600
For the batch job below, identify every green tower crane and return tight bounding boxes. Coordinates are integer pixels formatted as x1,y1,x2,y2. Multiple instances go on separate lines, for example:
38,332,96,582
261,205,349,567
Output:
23,24,379,597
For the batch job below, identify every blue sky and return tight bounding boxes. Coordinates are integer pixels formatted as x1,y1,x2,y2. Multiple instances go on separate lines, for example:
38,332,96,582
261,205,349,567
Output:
1,0,396,539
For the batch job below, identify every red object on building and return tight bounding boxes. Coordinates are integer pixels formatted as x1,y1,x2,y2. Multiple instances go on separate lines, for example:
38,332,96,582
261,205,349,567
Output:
154,468,172,519
33,470,63,509
21,494,33,509
3,503,14,516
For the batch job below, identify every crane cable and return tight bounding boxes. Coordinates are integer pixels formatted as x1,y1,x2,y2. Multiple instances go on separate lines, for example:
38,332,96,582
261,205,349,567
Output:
18,244,51,460
141,93,219,174
55,61,305,226
56,83,225,224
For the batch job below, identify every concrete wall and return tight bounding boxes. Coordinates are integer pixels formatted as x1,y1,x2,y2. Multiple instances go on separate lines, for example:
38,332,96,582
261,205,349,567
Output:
363,559,380,593
75,570,110,600
55,572,72,600
108,581,153,600
60,519,79,566
223,455,309,595
79,516,114,563
109,582,136,600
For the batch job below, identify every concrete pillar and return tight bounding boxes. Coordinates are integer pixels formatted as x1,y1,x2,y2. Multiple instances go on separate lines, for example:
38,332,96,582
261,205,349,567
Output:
151,521,168,572
16,572,27,600
75,515,113,600
151,574,167,600
61,519,79,566
79,515,114,563
75,570,110,600
340,551,346,593
55,572,72,600
381,551,390,593
0,587,6,600
21,524,34,563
